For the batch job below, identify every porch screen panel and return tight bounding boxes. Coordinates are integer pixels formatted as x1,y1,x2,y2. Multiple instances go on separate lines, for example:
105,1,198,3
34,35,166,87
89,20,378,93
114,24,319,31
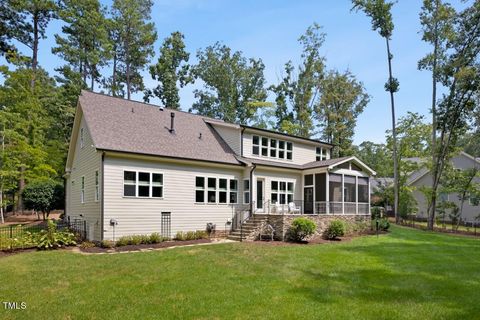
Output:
344,175,356,202
329,173,342,202
358,177,369,203
315,173,326,201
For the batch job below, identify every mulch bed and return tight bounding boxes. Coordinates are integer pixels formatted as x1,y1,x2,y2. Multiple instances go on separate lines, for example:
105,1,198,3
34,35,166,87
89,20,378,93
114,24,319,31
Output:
79,238,212,253
251,230,387,246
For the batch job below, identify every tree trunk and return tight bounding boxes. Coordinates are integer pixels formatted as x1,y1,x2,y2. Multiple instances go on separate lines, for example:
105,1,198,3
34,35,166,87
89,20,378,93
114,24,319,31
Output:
428,0,440,230
112,49,117,96
31,11,39,90
18,166,25,214
386,38,399,224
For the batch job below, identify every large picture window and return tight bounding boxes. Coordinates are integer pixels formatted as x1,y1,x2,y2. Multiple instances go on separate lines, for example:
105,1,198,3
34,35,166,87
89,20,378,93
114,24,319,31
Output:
271,180,294,204
123,171,163,198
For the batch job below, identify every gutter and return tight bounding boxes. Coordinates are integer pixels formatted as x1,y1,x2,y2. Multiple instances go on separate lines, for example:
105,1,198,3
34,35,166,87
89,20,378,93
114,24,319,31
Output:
249,163,256,216
240,127,246,157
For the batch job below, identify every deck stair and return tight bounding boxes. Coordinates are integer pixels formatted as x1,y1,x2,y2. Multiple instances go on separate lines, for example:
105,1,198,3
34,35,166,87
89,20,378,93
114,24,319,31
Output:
227,214,269,241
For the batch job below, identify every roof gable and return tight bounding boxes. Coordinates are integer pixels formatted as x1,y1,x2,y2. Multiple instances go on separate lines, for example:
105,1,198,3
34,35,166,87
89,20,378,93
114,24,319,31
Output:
77,90,241,166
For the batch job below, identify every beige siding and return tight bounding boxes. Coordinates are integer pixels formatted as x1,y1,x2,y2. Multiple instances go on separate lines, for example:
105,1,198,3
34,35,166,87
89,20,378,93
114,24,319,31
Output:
103,156,245,240
212,125,241,155
66,116,102,240
242,132,321,165
252,168,302,210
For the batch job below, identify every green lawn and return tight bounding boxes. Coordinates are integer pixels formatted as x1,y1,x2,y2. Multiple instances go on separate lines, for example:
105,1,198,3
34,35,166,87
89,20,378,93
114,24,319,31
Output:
1,226,479,320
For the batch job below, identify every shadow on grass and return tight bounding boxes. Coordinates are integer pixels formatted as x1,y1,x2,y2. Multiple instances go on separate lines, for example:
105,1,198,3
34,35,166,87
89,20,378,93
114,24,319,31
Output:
289,226,480,318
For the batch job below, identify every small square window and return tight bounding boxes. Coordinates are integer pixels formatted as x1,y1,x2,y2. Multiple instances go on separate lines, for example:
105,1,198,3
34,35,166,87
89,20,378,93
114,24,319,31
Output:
253,135,259,145
253,146,259,155
271,181,278,191
261,137,268,146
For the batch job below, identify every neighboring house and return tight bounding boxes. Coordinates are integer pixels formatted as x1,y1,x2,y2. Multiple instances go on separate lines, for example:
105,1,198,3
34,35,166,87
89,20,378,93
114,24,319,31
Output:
65,90,376,241
407,152,480,222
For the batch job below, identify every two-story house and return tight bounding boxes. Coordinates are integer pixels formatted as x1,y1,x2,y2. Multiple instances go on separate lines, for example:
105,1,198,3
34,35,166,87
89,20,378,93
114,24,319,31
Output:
65,91,376,241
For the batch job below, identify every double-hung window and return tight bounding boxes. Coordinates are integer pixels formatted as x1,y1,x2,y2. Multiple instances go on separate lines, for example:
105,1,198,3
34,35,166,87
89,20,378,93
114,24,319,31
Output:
261,137,268,156
270,139,277,157
252,136,260,155
195,177,205,203
244,179,250,204
219,178,228,203
286,142,293,160
123,171,163,198
230,179,238,204
208,178,216,203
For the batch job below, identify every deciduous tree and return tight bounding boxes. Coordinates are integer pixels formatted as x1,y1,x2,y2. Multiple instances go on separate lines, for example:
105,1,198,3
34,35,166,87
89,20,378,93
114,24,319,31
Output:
190,43,268,124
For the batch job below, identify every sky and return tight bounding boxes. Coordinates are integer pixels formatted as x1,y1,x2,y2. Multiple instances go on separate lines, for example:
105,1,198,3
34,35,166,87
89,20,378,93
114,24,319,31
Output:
3,0,467,144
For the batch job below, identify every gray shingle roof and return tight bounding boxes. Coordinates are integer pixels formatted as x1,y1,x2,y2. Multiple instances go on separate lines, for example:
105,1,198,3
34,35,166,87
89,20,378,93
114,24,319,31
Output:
235,156,353,170
79,90,241,165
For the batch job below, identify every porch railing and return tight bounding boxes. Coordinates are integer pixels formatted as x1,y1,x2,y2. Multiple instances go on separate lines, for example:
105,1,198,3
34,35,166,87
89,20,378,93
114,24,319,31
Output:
255,200,370,215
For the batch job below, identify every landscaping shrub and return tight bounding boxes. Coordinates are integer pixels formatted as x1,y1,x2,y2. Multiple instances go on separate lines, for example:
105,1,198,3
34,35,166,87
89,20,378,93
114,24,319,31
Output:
379,218,390,231
174,230,208,241
185,231,196,240
324,220,345,240
100,240,114,248
149,233,162,244
128,235,143,245
115,236,130,247
195,230,208,239
174,231,186,241
35,220,76,249
288,217,316,242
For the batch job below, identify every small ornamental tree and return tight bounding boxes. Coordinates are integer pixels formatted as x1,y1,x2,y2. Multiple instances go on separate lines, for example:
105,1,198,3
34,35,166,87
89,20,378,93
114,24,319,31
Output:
23,180,64,220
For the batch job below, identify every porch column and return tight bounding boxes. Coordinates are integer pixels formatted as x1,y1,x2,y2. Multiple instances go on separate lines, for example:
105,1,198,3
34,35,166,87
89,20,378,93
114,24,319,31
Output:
313,173,316,214
368,177,371,215
341,173,345,215
355,176,358,215
326,172,330,214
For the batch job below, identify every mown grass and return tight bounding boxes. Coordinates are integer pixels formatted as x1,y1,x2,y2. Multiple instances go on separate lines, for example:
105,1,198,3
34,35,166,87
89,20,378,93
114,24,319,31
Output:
1,225,479,320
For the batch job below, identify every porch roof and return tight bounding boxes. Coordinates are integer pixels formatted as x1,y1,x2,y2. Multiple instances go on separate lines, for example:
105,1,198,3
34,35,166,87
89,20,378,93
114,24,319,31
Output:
236,155,376,175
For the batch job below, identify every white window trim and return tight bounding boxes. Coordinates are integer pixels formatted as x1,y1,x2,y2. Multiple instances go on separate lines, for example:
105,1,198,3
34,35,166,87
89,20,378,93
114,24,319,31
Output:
270,180,294,205
123,170,164,199
230,179,238,204
316,147,329,161
94,170,99,202
81,176,85,204
195,176,206,203
252,135,293,161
